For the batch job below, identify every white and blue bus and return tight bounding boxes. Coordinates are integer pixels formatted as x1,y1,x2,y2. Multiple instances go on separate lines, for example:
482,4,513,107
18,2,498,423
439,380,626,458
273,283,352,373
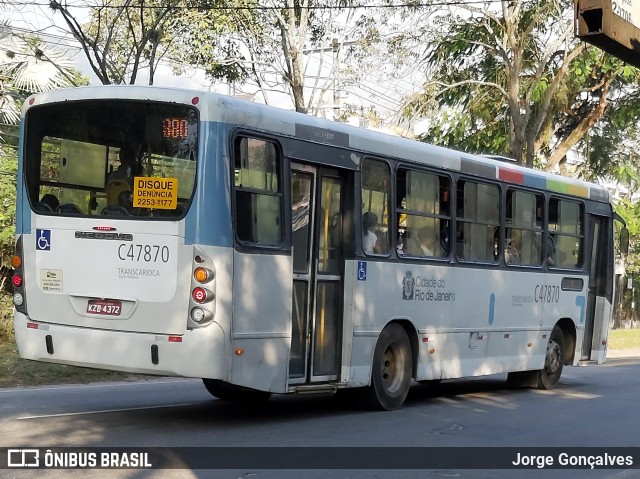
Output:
12,86,623,410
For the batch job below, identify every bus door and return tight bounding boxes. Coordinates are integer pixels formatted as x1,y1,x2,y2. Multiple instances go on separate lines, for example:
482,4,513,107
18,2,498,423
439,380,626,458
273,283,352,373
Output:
582,214,613,363
289,163,345,383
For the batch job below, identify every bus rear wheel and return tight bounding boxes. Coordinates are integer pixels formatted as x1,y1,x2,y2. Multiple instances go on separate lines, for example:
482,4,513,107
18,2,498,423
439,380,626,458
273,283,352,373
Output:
366,323,413,411
507,326,565,389
202,379,272,401
538,325,564,390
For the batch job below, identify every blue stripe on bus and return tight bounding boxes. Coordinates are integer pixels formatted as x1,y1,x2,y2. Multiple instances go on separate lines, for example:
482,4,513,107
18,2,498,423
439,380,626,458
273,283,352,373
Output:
184,121,233,247
522,173,547,190
575,295,586,324
488,293,495,325
16,121,29,235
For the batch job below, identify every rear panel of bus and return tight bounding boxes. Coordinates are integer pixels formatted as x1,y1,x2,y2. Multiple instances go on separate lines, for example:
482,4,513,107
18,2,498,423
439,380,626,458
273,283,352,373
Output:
13,93,228,378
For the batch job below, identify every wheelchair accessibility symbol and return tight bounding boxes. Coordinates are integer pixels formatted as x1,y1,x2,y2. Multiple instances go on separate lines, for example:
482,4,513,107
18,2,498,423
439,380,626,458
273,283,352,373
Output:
36,229,51,251
357,261,367,281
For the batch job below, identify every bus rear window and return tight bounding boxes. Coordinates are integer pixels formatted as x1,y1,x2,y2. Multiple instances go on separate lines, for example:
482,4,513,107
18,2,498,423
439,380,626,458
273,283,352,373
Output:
25,100,198,218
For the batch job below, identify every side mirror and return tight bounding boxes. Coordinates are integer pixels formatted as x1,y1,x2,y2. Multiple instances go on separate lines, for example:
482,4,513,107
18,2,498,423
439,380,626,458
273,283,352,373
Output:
620,227,630,256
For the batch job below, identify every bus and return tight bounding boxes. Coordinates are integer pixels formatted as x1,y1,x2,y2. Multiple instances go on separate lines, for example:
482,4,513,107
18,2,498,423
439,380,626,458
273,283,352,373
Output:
12,86,625,410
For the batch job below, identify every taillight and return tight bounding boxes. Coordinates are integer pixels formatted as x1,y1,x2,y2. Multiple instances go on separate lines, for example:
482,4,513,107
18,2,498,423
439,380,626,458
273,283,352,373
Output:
12,235,27,314
11,255,21,269
194,267,211,283
192,287,207,303
188,248,216,329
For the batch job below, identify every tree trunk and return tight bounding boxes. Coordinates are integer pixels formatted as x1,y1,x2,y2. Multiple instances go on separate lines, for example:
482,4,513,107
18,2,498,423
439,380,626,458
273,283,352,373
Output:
544,72,612,172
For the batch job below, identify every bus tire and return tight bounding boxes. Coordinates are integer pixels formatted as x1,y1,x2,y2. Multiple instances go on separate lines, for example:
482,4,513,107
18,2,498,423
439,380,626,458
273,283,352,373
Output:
366,323,413,411
538,325,564,390
202,379,271,401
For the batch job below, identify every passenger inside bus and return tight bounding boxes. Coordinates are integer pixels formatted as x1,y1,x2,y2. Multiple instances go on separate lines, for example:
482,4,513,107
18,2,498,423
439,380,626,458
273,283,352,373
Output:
34,193,59,212
110,143,143,182
505,230,522,265
363,211,379,254
107,143,142,206
417,225,436,257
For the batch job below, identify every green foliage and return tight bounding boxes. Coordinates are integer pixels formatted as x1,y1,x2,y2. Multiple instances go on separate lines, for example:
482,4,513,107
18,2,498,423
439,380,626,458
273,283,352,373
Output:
404,0,640,169
0,293,12,343
585,90,640,183
0,151,16,268
166,0,257,83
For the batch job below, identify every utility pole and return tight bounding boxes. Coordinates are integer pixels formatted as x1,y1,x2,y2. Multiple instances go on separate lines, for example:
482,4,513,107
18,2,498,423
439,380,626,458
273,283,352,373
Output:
332,38,340,121
304,39,357,120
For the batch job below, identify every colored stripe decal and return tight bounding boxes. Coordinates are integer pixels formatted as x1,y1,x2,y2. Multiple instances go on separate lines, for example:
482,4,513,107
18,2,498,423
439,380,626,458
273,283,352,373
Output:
497,165,592,200
461,158,497,179
498,168,523,184
523,174,547,190
567,184,589,198
547,179,568,194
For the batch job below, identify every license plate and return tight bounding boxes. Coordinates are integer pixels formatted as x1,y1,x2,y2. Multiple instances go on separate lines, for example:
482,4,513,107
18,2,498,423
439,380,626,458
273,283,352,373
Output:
87,299,122,316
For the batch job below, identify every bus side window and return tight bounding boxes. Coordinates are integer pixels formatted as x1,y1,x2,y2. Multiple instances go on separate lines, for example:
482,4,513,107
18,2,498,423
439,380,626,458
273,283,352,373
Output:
505,189,544,266
548,198,583,269
396,168,450,259
456,179,499,262
234,137,283,247
361,158,390,255
235,191,254,242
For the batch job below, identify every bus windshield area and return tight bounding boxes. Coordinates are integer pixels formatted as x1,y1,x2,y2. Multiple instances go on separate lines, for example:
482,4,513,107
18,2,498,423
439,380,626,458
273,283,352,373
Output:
24,100,198,219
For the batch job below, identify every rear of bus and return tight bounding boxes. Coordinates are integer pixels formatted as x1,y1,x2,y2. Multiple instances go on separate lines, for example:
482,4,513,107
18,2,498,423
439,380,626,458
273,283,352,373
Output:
12,87,226,379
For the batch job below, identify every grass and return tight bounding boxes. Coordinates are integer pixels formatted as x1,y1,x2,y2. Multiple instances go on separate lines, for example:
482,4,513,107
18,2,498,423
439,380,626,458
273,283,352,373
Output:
608,328,640,350
0,293,147,388
0,340,136,388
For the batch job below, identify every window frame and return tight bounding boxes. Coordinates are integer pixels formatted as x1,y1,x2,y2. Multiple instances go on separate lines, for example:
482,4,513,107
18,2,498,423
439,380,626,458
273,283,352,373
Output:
231,132,286,250
455,176,502,265
504,187,545,268
547,195,585,271
360,157,392,257
394,164,452,261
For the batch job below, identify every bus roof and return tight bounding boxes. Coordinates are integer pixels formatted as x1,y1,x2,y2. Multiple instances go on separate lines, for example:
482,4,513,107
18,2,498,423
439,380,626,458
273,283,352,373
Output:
25,85,610,204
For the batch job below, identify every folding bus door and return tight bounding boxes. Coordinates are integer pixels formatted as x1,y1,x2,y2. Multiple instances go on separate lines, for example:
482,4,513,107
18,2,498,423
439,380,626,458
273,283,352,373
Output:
289,163,345,383
582,214,613,363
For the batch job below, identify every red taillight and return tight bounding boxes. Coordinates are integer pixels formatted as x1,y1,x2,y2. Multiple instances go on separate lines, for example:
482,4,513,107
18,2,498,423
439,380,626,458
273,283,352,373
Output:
12,274,23,287
192,287,206,303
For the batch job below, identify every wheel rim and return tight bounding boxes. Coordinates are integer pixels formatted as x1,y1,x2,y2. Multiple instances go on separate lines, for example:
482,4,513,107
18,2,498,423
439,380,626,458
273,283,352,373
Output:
381,343,407,394
545,340,562,375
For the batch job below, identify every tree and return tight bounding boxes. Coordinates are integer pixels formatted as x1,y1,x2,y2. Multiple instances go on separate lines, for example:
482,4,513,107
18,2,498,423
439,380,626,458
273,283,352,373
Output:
0,21,81,288
1,21,78,126
172,0,365,113
50,0,184,85
403,0,640,169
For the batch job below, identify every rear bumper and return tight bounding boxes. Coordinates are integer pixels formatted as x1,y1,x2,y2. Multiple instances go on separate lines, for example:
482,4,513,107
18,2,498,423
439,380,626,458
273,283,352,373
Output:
14,311,227,378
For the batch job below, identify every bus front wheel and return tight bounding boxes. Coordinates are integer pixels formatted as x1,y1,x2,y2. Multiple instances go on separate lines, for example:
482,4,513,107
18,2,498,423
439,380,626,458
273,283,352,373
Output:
366,323,413,411
202,379,272,401
538,325,564,390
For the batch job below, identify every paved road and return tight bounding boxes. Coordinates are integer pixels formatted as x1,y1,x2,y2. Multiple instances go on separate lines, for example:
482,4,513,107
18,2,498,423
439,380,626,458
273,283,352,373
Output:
2,355,640,479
